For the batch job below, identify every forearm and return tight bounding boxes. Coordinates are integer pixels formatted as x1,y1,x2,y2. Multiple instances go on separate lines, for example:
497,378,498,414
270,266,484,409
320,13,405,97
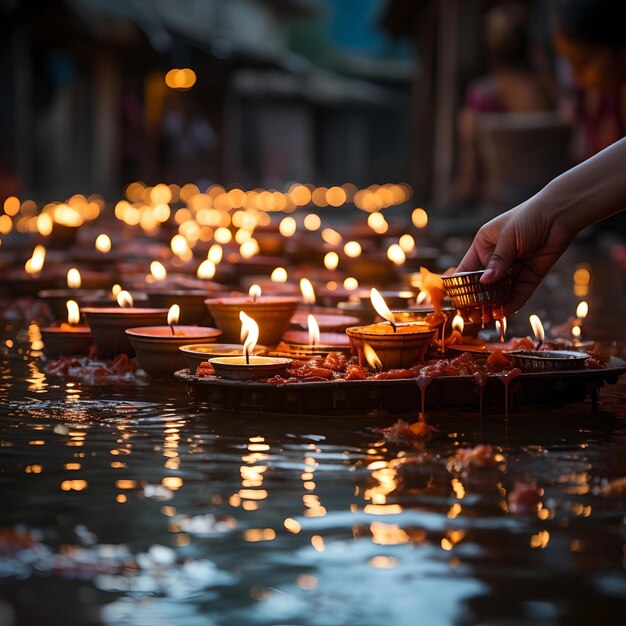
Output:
539,137,626,233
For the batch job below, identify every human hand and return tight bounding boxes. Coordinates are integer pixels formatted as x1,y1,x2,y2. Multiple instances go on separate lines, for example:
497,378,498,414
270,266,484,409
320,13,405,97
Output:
456,200,575,315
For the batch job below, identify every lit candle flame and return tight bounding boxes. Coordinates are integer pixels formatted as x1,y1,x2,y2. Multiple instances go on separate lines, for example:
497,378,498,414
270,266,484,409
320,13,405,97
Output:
343,241,362,258
307,314,320,347
363,342,382,371
452,315,464,333
271,267,287,283
67,268,81,289
495,317,507,343
529,314,544,348
167,304,180,326
576,301,588,319
387,244,406,265
370,288,396,331
117,290,134,308
112,284,122,297
240,311,259,363
324,251,339,271
572,325,581,338
279,216,297,238
95,234,111,253
197,259,216,279
416,290,429,306
25,244,46,275
66,300,80,326
208,244,223,265
300,278,316,305
150,261,167,282
249,284,262,302
399,234,415,253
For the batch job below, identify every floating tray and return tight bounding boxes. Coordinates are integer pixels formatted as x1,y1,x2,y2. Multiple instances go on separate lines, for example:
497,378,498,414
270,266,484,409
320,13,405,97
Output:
174,357,626,416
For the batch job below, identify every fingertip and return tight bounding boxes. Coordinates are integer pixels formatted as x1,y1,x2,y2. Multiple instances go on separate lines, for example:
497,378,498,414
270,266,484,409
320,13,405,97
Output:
479,268,495,283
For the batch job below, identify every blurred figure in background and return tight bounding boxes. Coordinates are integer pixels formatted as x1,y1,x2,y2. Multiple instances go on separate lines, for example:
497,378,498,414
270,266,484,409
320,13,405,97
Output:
552,0,626,159
454,1,553,204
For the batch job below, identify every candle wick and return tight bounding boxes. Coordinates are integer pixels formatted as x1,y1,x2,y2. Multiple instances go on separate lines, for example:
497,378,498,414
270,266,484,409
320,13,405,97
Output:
535,339,543,351
390,321,397,333
246,349,250,365
170,324,175,336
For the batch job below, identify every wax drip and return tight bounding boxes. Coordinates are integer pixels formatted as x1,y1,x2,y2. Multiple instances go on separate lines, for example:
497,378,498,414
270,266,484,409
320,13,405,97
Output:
496,368,521,420
417,376,432,421
473,371,488,423
440,314,448,354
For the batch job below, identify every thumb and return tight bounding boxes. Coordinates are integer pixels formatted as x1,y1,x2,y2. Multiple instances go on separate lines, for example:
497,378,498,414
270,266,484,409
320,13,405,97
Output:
480,231,516,283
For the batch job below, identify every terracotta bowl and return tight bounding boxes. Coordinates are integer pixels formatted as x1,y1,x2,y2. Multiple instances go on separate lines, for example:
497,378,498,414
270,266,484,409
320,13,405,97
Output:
40,326,93,359
179,343,268,372
82,307,168,359
38,289,110,321
346,323,436,370
125,326,222,379
145,290,218,325
204,296,299,346
209,356,291,381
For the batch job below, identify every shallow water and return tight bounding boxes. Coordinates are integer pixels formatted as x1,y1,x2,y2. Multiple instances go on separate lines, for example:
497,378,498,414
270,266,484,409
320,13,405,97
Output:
1,323,626,626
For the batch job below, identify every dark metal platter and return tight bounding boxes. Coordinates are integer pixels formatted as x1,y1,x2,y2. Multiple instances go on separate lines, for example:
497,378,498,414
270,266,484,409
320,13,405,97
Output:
174,357,626,416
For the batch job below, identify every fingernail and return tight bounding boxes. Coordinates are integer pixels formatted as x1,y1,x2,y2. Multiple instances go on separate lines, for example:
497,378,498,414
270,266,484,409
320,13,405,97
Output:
480,268,495,283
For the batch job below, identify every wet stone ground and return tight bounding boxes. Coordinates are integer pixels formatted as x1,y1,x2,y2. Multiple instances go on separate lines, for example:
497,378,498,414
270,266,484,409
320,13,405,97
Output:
1,322,626,626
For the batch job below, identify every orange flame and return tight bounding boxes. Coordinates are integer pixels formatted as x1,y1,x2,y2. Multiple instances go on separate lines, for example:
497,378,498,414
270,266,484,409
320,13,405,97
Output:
307,314,320,347
239,311,259,357
67,268,81,289
529,314,545,342
66,300,80,325
167,304,180,326
300,278,316,305
117,290,134,308
363,342,382,371
370,288,396,326
452,315,464,333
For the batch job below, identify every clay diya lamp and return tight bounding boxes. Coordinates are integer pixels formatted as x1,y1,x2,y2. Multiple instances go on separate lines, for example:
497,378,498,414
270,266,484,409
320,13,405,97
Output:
179,342,268,372
209,312,291,381
125,306,222,379
282,313,351,356
145,290,219,325
291,278,360,331
38,268,109,320
205,285,298,346
346,289,436,369
40,300,93,359
82,290,168,359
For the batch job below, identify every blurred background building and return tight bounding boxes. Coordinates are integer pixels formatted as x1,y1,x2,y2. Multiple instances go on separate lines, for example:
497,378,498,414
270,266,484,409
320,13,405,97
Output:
1,0,624,215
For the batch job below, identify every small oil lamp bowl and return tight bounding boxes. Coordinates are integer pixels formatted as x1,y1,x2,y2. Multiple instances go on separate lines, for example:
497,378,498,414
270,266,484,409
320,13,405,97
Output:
510,350,588,372
82,307,168,359
441,270,512,309
38,289,110,320
125,326,222,379
145,290,217,325
209,356,291,382
346,323,436,370
290,311,360,332
179,343,268,372
40,325,93,359
204,296,299,346
281,330,351,356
